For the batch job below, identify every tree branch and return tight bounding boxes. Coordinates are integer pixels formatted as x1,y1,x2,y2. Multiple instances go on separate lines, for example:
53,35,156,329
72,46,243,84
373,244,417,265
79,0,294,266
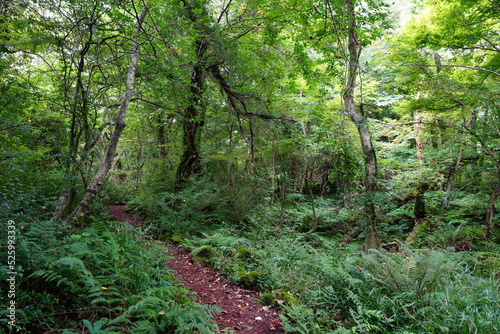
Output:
0,122,29,132
208,65,296,122
217,0,233,24
403,63,500,76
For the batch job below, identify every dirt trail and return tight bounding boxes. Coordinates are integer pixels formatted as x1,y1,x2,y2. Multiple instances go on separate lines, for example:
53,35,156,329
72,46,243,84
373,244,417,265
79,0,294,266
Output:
105,205,283,333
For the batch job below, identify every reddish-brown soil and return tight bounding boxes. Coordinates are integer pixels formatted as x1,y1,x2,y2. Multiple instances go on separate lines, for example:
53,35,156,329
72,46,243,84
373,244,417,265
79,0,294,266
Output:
105,205,283,333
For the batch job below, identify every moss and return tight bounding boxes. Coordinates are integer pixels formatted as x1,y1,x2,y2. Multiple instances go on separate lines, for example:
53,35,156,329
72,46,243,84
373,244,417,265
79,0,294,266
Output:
234,244,251,259
191,245,218,265
170,233,185,245
260,291,298,308
222,263,246,281
405,220,430,246
239,271,261,289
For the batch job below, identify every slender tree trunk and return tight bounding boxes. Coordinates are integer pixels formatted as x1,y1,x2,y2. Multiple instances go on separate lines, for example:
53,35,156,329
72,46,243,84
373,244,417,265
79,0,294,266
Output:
413,109,427,218
344,0,380,252
485,183,500,240
307,179,319,232
52,17,96,222
441,145,464,211
157,116,168,158
68,4,149,223
442,108,476,211
414,111,424,163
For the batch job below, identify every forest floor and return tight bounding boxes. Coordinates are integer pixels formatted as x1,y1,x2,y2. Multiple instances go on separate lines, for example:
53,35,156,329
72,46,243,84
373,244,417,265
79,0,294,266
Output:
104,205,283,334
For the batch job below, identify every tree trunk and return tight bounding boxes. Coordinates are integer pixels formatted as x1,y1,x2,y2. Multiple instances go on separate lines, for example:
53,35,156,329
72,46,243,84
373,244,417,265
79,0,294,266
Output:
442,108,476,211
52,188,77,222
485,184,500,240
414,195,426,219
68,4,149,223
413,109,428,219
344,0,380,252
157,115,168,158
52,12,97,221
414,111,424,163
441,145,464,211
174,40,207,189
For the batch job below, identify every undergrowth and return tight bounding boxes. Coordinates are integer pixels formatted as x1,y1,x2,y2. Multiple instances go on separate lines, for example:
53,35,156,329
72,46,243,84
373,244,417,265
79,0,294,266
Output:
172,223,500,333
0,219,221,333
127,177,500,333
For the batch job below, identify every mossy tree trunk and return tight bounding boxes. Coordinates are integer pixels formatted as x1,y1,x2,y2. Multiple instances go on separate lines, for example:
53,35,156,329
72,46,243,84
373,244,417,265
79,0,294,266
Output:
344,0,380,252
174,40,207,189
174,1,211,189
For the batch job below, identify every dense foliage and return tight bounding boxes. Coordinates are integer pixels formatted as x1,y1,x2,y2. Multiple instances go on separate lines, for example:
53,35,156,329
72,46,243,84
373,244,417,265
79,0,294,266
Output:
1,0,499,332
0,218,220,333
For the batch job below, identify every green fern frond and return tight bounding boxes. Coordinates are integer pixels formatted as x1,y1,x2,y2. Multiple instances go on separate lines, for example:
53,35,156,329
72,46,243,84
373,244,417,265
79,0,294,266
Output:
29,269,69,286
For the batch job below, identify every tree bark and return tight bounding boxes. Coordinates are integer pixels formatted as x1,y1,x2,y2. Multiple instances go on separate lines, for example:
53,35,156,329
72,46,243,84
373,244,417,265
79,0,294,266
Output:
441,144,464,211
174,41,206,189
344,0,380,252
413,109,428,219
68,4,149,223
485,183,500,240
157,115,168,158
414,111,424,163
442,108,476,211
52,7,98,222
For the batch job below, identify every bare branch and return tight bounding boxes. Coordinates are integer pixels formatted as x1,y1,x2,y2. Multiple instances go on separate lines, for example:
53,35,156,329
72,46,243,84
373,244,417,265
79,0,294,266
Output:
217,0,233,24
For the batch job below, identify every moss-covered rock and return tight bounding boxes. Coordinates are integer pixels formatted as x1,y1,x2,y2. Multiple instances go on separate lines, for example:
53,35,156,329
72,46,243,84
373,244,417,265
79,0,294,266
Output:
239,271,261,289
170,233,185,245
260,291,298,308
222,263,246,281
191,245,218,265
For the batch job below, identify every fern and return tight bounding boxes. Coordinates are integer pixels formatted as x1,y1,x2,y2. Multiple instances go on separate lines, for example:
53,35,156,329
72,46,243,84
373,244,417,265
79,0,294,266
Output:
30,256,97,291
82,319,108,334
156,302,222,334
362,249,452,299
10,217,222,333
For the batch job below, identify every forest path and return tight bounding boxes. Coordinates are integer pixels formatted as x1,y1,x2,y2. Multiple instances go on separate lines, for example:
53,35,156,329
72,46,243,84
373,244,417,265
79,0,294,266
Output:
104,205,283,334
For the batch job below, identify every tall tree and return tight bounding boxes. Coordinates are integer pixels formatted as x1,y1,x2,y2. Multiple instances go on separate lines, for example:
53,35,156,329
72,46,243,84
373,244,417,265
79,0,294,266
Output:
70,3,149,222
44,0,146,221
343,0,381,251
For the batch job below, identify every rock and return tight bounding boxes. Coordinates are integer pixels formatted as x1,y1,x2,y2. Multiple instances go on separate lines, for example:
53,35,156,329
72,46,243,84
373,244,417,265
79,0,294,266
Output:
170,233,185,244
239,271,261,289
260,291,297,308
191,245,218,265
